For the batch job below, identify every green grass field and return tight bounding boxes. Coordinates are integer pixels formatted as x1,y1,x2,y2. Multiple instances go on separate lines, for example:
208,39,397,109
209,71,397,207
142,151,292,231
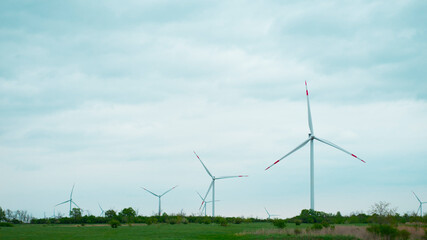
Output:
0,223,361,240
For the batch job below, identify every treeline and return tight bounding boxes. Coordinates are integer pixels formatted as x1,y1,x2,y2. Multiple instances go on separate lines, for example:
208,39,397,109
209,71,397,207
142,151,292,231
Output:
3,202,427,226
287,209,427,225
0,207,33,223
29,207,259,225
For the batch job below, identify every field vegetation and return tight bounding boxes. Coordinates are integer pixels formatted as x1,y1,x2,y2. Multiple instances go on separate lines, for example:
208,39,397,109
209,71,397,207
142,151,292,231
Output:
1,203,427,239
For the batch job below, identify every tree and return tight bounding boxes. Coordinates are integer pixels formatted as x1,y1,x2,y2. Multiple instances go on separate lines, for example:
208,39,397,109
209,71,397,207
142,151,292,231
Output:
0,207,6,221
119,207,136,223
120,207,136,218
370,201,396,216
105,209,117,219
70,208,82,219
369,201,397,224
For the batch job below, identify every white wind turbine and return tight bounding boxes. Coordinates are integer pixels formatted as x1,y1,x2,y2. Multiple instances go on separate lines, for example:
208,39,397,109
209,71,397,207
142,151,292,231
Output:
265,81,366,210
98,203,105,217
412,191,426,217
197,191,219,216
141,186,178,216
55,184,81,216
264,207,279,219
194,151,248,217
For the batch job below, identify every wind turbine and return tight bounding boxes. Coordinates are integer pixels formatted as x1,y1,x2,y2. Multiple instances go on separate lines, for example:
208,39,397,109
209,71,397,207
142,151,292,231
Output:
98,203,105,217
55,184,81,216
194,151,248,217
141,185,178,216
265,81,366,211
412,191,426,217
196,191,219,216
264,207,279,219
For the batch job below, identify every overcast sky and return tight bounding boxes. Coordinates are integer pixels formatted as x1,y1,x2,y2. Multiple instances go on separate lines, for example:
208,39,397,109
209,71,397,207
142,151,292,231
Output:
1,0,426,219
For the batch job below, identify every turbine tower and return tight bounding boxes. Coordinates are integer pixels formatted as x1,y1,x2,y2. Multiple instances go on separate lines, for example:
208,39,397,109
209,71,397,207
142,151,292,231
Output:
55,184,81,216
141,185,177,216
412,191,426,217
265,81,365,210
264,207,279,219
194,151,248,217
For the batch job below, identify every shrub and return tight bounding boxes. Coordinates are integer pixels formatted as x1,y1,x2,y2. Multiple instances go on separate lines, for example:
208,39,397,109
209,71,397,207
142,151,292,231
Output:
109,219,121,228
273,219,287,229
168,217,177,225
295,219,302,226
202,217,211,224
219,218,228,227
234,217,243,224
311,223,323,231
367,224,399,239
398,229,410,240
0,222,14,227
294,228,302,235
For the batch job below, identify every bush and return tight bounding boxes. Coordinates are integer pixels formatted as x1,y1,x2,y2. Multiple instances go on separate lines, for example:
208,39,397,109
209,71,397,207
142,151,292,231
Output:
0,222,14,227
295,219,302,226
109,219,121,228
311,223,323,230
294,228,302,235
202,217,211,224
273,219,287,229
234,217,243,224
367,224,399,239
219,218,228,227
398,229,410,240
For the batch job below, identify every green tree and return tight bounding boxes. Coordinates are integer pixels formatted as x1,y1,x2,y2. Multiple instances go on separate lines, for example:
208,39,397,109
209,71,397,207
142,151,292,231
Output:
70,208,82,219
0,207,6,221
119,207,136,223
105,209,117,219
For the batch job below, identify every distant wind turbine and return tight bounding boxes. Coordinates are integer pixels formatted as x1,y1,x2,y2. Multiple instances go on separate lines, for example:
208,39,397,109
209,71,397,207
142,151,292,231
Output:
196,191,219,216
141,185,178,216
265,81,366,211
55,184,81,216
98,203,105,217
412,191,426,217
194,151,248,217
264,207,279,219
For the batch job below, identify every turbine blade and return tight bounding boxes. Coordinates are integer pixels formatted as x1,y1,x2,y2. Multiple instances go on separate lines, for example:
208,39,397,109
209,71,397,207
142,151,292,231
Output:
305,81,314,134
216,175,248,180
70,184,75,199
141,187,159,197
98,203,104,212
196,191,204,201
264,207,270,215
200,181,213,210
413,191,422,203
161,185,178,197
72,201,80,209
55,200,70,206
194,151,213,178
265,138,310,170
314,137,366,163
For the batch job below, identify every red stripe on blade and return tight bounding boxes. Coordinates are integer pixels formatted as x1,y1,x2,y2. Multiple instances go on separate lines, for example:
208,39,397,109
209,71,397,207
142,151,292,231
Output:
274,160,280,165
351,154,357,158
306,90,309,96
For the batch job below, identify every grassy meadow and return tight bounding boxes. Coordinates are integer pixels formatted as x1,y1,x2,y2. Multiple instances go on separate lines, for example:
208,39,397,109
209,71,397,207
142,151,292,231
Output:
0,222,365,240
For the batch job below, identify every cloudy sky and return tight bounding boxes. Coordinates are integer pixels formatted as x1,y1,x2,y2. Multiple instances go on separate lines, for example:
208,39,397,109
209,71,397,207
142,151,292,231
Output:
1,0,426,219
